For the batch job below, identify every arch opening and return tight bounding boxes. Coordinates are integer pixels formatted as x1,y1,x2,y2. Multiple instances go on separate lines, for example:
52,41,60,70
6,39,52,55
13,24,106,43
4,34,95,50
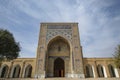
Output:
0,65,9,78
108,64,116,77
12,65,21,78
24,65,32,78
85,64,94,78
97,65,105,77
54,58,65,77
46,36,70,77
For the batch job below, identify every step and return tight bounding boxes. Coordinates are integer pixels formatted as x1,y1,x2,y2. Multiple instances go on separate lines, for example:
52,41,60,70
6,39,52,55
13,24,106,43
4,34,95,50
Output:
0,78,120,80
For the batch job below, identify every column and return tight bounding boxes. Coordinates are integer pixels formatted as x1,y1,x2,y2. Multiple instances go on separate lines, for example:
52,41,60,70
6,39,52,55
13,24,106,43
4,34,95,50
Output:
118,68,120,77
93,61,98,78
21,61,25,78
104,62,110,78
114,68,119,78
92,65,95,78
103,66,107,78
65,58,70,77
8,62,13,78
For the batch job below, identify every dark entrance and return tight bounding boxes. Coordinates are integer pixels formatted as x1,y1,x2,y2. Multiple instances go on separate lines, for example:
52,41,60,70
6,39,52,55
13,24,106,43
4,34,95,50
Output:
54,58,64,77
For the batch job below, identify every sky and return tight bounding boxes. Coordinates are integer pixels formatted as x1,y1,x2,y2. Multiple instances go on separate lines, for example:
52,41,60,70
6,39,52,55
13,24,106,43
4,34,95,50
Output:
0,0,120,58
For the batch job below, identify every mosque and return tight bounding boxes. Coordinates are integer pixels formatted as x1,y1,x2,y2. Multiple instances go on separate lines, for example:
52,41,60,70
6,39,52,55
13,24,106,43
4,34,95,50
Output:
0,23,120,80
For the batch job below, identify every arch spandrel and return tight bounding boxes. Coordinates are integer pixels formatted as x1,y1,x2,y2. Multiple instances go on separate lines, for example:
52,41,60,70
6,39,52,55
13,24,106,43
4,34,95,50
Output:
46,29,72,43
0,64,9,69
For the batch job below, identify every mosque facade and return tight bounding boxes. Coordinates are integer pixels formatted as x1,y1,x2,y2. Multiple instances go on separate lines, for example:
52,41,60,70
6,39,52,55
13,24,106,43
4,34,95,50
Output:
0,23,120,80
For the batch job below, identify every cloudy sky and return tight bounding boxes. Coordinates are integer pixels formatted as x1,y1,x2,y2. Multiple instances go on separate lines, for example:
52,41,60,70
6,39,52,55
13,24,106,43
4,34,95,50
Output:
0,0,120,58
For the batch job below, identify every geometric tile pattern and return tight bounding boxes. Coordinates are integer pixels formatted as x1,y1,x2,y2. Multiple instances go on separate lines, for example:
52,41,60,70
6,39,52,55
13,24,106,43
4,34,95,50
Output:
46,29,72,42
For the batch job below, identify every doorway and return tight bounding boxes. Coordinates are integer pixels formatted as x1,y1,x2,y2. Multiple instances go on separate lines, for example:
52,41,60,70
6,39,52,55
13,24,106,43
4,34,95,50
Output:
54,58,64,77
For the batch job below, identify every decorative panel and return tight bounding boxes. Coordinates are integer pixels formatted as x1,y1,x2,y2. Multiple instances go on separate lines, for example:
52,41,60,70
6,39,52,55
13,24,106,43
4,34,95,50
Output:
46,29,72,42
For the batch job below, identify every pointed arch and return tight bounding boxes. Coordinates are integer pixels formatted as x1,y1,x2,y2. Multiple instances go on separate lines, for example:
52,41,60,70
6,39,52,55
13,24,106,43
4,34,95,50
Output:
108,64,116,77
47,35,71,46
54,57,65,77
24,64,32,78
85,64,94,78
47,36,71,57
11,65,21,78
46,35,72,77
47,35,71,50
97,65,105,77
0,64,9,78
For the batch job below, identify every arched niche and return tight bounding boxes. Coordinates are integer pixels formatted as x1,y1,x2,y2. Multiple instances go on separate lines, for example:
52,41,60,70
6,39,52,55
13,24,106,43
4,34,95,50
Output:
11,65,21,78
24,64,32,78
97,65,105,77
85,64,94,78
47,36,70,57
0,65,9,78
46,36,71,77
108,64,116,77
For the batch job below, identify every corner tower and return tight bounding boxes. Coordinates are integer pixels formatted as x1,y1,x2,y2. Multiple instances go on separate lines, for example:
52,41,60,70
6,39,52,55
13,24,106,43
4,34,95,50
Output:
35,23,84,78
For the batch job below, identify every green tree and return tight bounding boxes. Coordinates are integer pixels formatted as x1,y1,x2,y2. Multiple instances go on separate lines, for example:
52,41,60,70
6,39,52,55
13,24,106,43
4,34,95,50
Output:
114,45,120,68
0,29,20,61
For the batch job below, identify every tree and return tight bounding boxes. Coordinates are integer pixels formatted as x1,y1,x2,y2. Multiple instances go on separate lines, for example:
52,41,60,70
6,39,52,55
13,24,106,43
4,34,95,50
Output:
0,29,20,61
114,45,120,68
